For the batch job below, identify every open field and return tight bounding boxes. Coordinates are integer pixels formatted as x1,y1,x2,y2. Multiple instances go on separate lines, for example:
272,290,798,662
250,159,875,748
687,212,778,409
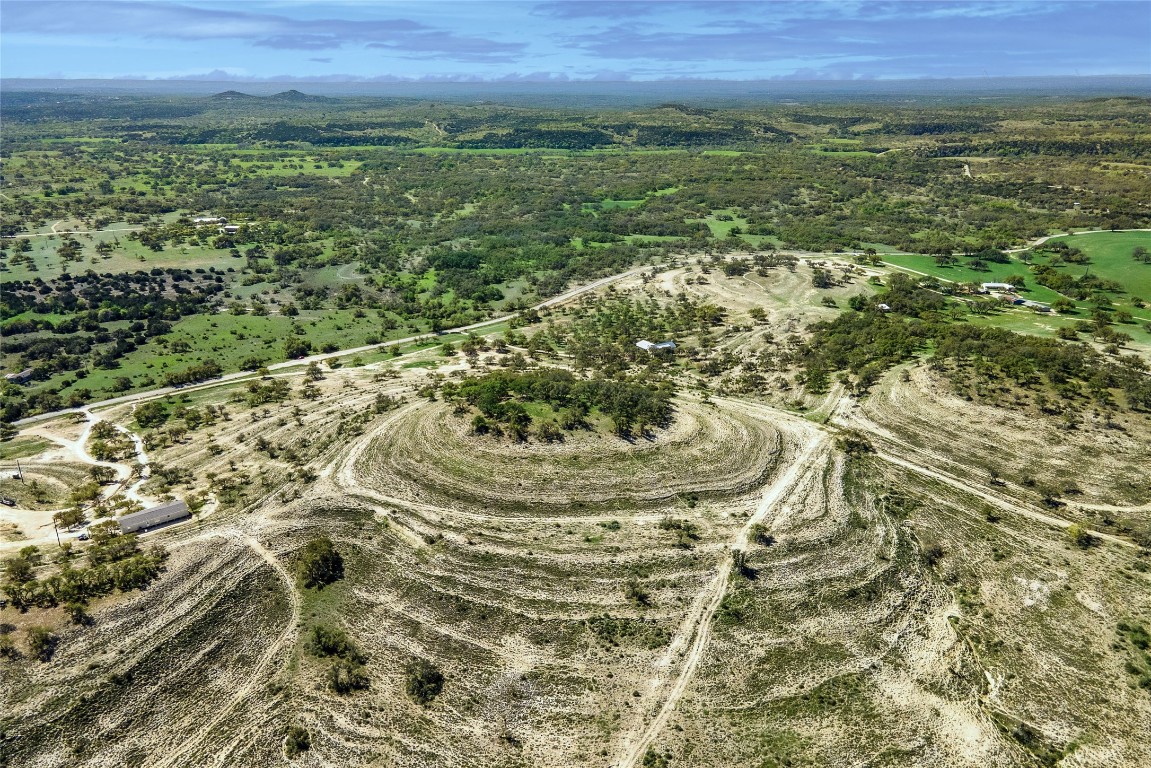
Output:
1043,231,1151,300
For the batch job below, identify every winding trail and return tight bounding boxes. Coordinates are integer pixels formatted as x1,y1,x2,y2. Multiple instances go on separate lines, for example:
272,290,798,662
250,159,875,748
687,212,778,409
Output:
874,449,1136,550
613,414,827,768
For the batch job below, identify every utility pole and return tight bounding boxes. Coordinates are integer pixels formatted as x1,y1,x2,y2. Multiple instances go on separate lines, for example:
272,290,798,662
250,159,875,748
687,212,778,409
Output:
52,516,61,547
15,459,24,483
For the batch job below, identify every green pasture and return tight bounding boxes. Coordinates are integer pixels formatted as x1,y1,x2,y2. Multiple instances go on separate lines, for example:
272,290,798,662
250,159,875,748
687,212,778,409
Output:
231,159,363,178
0,436,54,461
970,308,1151,348
690,209,748,239
1042,231,1151,299
1,232,239,281
807,147,880,157
622,235,687,245
52,309,426,402
878,253,1064,300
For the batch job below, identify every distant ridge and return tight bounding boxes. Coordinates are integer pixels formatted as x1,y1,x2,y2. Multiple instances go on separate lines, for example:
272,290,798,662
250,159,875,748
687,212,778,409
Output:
211,90,256,100
268,89,328,102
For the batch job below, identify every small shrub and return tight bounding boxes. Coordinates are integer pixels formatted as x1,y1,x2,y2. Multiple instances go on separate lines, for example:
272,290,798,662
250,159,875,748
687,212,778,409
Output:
284,725,311,758
1066,524,1098,549
26,626,57,662
0,634,19,661
922,543,945,567
297,537,344,589
308,624,366,663
405,659,444,705
327,659,369,695
749,523,775,547
625,578,652,607
642,748,672,768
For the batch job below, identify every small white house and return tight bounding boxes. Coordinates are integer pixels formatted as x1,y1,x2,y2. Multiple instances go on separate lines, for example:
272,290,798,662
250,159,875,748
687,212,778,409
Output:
981,282,1016,293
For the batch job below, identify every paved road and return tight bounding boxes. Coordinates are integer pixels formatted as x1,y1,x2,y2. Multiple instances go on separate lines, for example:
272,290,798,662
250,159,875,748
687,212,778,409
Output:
13,264,652,427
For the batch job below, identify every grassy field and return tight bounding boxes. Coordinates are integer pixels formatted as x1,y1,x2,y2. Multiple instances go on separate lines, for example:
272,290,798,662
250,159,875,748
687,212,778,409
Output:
1043,231,1151,299
691,209,748,239
0,436,54,460
878,231,1151,348
879,253,1062,300
51,309,430,402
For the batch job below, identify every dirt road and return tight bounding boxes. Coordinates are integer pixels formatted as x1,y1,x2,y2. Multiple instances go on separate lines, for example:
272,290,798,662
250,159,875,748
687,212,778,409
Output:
613,413,828,768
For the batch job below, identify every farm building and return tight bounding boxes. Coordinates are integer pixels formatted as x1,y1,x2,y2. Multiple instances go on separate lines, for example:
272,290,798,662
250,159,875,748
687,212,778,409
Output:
118,499,191,534
193,216,226,225
981,282,1016,293
4,368,33,385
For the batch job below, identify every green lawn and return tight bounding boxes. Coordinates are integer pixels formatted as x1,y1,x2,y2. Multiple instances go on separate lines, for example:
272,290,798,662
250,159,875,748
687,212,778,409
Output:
879,253,1064,301
1043,231,1151,300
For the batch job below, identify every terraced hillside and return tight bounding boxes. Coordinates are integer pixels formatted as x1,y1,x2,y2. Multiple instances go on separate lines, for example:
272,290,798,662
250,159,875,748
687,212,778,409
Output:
1,253,1149,768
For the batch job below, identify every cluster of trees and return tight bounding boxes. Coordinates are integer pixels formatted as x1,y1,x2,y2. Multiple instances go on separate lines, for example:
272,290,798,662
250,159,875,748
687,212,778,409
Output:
537,293,722,375
1,535,168,614
307,623,370,695
3,94,1149,423
444,368,674,439
1031,265,1123,301
0,268,228,419
458,128,615,149
802,274,1151,412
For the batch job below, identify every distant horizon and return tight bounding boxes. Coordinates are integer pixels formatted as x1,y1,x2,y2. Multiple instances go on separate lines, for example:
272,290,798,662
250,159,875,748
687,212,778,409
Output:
6,74,1151,86
6,74,1148,108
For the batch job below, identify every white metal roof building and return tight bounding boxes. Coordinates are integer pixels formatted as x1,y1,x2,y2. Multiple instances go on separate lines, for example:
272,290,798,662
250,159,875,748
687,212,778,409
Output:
118,499,191,534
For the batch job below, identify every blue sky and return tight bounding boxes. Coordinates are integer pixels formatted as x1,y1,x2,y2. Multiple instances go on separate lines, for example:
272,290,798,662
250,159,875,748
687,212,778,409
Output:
2,0,1148,81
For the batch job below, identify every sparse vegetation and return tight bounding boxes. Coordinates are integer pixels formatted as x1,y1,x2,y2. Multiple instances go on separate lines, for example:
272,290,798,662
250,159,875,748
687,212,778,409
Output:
0,86,1148,768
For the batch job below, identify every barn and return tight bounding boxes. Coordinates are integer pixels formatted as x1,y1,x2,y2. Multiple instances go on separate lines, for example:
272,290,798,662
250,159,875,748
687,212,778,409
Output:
118,499,191,534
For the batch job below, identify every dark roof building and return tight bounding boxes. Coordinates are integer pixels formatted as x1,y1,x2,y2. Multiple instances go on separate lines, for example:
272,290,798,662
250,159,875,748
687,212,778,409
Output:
118,499,191,534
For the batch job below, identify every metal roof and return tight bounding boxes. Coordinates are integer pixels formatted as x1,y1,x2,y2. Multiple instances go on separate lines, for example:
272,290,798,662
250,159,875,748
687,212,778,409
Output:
118,499,191,532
